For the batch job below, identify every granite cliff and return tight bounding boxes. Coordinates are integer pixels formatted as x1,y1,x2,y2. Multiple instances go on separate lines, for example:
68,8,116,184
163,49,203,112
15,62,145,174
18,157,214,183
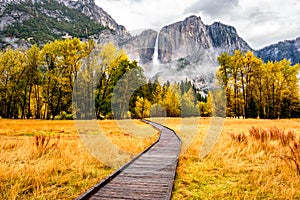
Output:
0,1,298,85
257,37,300,65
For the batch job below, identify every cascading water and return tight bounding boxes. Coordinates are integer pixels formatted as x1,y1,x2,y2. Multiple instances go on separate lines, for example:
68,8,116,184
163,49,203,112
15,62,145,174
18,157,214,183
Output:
153,33,160,65
150,33,160,78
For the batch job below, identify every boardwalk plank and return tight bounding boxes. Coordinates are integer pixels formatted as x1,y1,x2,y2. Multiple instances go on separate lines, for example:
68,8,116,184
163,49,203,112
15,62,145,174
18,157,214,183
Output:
77,120,181,200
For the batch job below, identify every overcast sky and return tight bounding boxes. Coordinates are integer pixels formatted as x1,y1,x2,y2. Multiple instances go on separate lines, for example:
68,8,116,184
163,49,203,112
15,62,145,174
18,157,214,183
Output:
95,0,300,49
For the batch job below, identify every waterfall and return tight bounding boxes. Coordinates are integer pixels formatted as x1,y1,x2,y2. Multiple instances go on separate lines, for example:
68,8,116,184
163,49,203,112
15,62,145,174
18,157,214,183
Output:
150,33,160,78
153,34,159,65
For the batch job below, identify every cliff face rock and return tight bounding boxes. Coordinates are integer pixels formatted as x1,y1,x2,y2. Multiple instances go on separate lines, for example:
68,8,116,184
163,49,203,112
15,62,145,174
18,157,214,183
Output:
158,16,214,64
207,22,252,53
157,16,252,65
0,0,126,34
0,0,128,48
0,0,31,31
256,37,300,65
60,0,127,35
151,15,253,84
1,0,298,86
120,29,158,64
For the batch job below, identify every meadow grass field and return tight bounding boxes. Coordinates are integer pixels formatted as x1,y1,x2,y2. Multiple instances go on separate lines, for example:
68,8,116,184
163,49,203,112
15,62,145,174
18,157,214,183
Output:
0,119,158,199
1,118,300,199
152,118,300,199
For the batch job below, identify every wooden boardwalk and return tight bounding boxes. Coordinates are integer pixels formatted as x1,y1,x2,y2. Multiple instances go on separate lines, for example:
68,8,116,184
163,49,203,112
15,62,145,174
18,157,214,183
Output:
77,120,182,200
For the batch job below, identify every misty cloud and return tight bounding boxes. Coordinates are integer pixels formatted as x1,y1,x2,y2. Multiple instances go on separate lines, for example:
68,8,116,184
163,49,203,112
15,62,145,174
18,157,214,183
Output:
125,0,144,3
184,0,238,16
96,0,300,49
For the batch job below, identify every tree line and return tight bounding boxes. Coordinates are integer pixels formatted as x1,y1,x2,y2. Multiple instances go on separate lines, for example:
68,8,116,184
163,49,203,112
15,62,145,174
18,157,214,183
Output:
129,79,212,119
217,50,300,119
73,42,213,119
4,38,297,120
0,38,95,119
0,39,213,119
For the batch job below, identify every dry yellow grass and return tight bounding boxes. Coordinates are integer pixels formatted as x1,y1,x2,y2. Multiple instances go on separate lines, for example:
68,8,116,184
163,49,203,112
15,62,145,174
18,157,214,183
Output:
0,119,158,200
150,117,300,199
0,119,77,136
2,118,300,199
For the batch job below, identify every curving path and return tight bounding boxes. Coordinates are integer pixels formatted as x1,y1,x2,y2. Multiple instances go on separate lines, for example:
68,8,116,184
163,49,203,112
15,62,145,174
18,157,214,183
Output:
77,120,182,200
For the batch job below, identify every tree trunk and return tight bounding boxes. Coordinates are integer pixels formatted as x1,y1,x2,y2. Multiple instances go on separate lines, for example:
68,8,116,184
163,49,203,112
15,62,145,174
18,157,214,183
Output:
26,85,32,119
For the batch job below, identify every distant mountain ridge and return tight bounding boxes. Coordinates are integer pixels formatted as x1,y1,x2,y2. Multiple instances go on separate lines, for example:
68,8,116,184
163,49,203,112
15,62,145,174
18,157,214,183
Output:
134,16,253,83
0,0,298,83
58,0,127,34
0,0,127,48
118,16,253,81
157,15,252,64
257,37,300,65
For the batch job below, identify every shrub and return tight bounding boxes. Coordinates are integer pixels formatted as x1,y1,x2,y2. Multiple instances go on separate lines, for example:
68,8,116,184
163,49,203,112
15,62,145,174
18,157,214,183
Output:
249,126,269,143
66,114,74,120
34,135,59,156
229,126,300,175
61,111,67,120
280,137,300,175
229,132,247,144
54,115,61,120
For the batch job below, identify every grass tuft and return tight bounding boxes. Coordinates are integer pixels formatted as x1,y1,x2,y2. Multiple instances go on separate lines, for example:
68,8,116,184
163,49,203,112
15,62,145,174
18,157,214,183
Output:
149,118,300,199
0,119,157,199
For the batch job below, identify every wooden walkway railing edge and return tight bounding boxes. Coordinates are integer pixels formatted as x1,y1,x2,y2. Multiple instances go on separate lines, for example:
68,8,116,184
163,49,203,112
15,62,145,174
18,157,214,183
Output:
76,119,181,200
141,119,182,200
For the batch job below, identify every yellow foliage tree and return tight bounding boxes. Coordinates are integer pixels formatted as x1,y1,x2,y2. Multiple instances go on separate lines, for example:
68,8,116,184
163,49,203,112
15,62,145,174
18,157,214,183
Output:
135,96,151,119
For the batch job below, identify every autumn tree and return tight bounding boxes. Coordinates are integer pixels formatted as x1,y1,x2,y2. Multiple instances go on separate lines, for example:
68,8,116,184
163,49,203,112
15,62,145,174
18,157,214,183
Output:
0,48,26,118
162,83,181,117
181,87,199,117
217,50,300,119
24,44,43,119
93,43,145,119
135,96,151,118
41,38,92,119
218,52,233,117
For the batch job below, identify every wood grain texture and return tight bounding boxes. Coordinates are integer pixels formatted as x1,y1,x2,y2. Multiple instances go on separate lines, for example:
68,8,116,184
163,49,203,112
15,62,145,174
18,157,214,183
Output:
77,120,181,200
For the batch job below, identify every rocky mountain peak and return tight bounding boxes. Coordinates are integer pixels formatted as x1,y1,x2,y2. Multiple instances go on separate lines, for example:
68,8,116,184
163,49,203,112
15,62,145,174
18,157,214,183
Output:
257,36,300,65
59,0,96,6
59,0,127,34
0,0,129,48
78,0,95,5
295,37,300,46
158,15,214,64
209,22,237,36
183,15,203,25
121,29,157,64
207,21,251,52
156,15,252,66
